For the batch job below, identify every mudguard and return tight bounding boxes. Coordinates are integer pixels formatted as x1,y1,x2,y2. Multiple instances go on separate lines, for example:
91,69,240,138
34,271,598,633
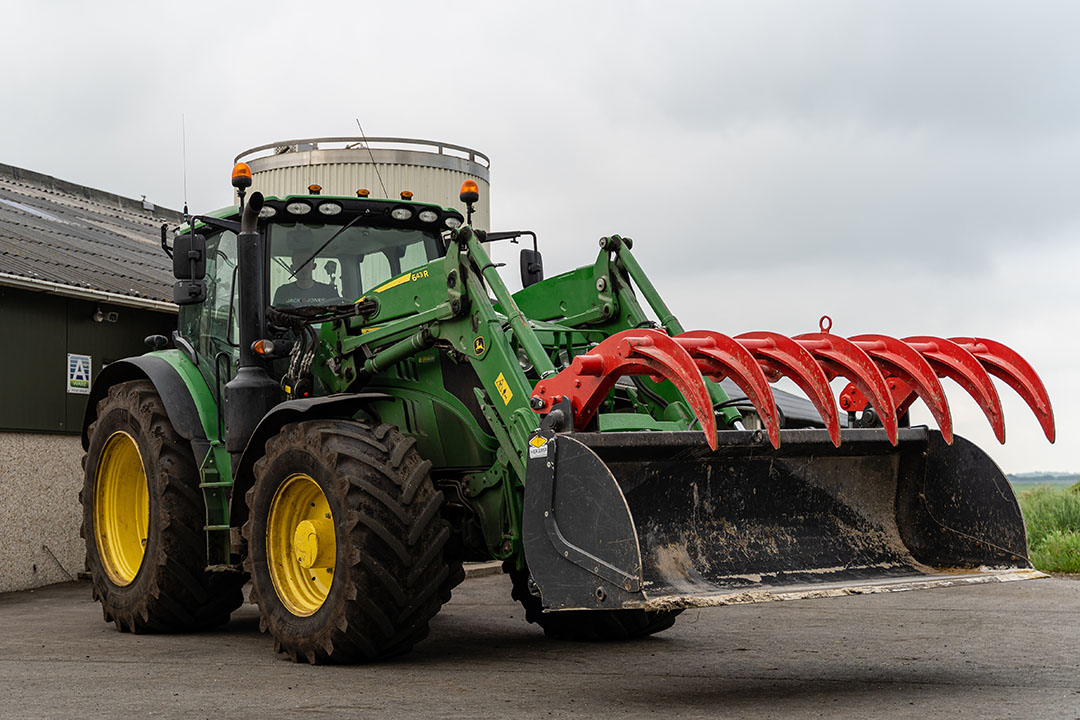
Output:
82,353,210,455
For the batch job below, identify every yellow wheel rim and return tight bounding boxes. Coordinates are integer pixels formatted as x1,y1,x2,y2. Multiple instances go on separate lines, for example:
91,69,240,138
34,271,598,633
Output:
93,430,149,586
267,473,336,617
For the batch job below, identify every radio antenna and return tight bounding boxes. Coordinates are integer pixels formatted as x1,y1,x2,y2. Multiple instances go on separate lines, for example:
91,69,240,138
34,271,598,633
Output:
181,114,190,221
355,118,388,199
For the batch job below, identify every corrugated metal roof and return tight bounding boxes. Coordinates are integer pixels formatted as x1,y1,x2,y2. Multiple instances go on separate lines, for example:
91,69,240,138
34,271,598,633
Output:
0,163,181,307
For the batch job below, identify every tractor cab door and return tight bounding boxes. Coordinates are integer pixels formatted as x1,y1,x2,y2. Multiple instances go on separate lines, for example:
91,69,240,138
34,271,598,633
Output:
177,228,240,398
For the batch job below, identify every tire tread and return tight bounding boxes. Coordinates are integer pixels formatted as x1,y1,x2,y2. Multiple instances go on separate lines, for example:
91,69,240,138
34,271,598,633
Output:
80,379,245,634
243,420,463,663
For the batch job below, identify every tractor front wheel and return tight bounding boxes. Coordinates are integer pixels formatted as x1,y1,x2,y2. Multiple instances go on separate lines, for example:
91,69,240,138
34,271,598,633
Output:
80,380,244,632
244,420,454,663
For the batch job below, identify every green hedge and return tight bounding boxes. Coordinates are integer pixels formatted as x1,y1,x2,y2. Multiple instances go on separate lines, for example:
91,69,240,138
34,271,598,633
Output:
1018,487,1080,574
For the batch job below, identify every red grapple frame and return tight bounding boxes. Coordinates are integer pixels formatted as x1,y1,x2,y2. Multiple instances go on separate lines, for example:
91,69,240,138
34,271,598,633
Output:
530,329,719,449
530,318,1055,449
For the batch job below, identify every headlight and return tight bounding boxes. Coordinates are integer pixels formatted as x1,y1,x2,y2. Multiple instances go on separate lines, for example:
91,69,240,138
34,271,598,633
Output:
258,206,277,218
445,216,462,229
418,209,438,223
286,201,312,215
318,202,343,216
391,207,413,220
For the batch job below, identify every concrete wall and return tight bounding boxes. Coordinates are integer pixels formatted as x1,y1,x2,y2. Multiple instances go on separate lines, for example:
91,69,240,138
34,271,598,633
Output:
0,432,84,592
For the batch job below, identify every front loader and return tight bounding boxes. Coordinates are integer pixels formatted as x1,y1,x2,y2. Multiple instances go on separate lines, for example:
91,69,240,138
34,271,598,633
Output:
80,167,1054,663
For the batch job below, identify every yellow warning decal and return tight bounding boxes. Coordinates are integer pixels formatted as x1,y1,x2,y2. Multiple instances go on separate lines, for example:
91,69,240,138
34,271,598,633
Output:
494,372,513,405
529,436,547,449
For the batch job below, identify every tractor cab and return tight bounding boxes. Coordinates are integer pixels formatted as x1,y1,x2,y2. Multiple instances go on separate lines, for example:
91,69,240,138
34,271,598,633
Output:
172,187,464,396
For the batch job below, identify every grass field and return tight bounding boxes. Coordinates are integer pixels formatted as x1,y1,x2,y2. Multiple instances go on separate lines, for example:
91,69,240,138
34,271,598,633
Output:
1015,485,1080,574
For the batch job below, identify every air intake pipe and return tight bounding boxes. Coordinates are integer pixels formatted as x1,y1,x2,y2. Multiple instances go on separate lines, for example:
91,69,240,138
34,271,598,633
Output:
224,192,281,456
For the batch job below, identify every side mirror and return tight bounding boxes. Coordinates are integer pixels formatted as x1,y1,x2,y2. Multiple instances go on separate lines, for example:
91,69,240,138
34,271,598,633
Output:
173,279,206,305
173,234,207,280
520,248,544,288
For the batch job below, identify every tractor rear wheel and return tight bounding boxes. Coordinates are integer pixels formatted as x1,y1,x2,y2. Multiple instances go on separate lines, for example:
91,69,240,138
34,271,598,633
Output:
244,420,454,663
507,565,681,641
80,380,245,632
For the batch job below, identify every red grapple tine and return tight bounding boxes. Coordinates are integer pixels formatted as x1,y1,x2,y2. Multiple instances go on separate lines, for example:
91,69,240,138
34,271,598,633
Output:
950,337,1055,443
530,329,718,449
794,333,899,445
850,334,954,445
735,332,841,447
904,336,1005,444
677,330,782,449
624,332,718,450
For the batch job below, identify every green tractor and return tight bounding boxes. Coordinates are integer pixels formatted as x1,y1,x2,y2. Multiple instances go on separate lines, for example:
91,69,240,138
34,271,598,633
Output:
81,168,1055,663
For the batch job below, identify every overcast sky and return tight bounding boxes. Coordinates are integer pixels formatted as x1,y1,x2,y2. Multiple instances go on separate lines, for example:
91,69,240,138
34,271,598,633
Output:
2,1,1075,473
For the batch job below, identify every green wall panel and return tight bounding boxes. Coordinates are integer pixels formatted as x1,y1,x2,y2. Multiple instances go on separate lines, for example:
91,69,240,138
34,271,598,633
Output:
0,287,175,434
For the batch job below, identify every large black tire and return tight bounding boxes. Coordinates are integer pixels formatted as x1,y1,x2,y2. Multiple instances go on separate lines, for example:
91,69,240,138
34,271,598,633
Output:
507,564,681,641
244,420,457,664
80,380,245,632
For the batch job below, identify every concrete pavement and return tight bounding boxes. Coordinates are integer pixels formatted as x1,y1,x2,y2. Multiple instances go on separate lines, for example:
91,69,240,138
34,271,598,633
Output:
0,573,1078,719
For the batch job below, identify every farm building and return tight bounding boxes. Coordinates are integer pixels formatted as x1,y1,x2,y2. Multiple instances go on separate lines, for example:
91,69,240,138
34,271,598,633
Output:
0,163,178,592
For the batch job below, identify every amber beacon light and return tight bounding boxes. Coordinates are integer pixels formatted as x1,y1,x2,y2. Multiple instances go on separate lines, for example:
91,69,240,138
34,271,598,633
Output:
232,162,253,188
459,180,479,204
459,180,479,225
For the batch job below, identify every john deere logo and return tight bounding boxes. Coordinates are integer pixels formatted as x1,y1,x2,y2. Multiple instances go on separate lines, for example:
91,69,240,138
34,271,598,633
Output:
473,337,486,356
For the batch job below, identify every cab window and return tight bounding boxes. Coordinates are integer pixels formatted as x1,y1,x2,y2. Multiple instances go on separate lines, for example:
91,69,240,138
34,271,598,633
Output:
269,223,442,306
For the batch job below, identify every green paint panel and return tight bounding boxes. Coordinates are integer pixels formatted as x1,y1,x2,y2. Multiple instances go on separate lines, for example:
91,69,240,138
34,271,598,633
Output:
0,287,173,433
509,265,596,322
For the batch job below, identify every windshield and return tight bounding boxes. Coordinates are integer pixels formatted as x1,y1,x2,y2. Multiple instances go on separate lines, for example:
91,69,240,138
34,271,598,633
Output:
269,223,442,307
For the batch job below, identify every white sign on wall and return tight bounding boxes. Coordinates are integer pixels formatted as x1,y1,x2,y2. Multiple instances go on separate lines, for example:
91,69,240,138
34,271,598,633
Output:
67,353,92,395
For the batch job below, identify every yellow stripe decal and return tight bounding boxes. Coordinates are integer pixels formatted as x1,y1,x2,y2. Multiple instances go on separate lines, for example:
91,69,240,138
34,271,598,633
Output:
374,274,412,293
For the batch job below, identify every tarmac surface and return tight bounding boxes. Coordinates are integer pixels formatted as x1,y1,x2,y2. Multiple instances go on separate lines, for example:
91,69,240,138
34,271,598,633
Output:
1,572,1078,719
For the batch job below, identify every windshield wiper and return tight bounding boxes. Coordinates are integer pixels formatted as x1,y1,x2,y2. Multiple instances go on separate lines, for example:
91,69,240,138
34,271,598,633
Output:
289,213,367,279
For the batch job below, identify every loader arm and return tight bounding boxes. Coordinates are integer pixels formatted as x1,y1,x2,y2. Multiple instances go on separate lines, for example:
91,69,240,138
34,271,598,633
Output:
316,226,565,564
326,227,552,471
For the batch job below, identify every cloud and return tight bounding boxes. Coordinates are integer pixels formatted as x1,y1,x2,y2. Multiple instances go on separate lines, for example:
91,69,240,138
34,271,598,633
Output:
0,0,1073,472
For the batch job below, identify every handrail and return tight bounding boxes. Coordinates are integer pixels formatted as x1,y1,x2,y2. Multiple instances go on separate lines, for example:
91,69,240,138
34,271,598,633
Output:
235,137,490,168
